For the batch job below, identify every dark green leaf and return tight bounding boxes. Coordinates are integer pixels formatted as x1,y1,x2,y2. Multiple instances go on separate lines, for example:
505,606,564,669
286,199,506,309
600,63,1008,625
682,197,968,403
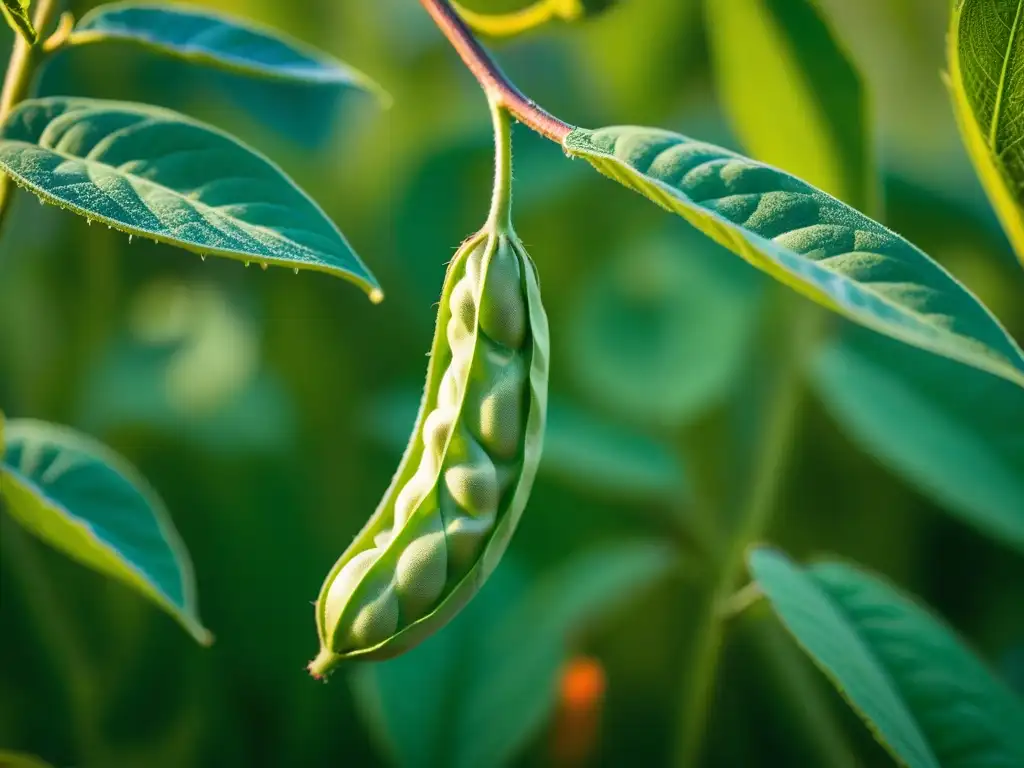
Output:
352,541,674,768
0,97,380,298
811,323,1024,553
69,1,388,102
752,547,1024,767
1,0,36,44
705,0,873,211
564,126,1024,388
947,0,1024,268
0,418,211,644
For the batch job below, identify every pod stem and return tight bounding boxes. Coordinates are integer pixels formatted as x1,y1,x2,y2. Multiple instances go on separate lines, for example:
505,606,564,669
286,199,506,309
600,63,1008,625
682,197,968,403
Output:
307,647,341,680
418,0,573,144
487,99,514,233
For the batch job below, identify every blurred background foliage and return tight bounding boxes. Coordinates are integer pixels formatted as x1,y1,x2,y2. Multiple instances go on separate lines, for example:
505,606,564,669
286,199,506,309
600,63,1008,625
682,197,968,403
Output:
1,0,1023,766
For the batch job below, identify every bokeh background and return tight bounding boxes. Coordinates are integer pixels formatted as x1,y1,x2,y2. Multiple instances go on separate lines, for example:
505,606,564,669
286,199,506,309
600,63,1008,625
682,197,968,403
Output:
2,0,1023,766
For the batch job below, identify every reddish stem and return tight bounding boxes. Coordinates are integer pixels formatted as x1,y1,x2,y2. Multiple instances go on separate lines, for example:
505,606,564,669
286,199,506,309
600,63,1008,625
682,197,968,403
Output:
418,0,573,144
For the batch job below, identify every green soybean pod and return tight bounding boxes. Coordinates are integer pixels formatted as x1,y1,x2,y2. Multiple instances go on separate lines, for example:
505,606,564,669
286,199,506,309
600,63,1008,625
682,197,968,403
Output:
309,225,549,676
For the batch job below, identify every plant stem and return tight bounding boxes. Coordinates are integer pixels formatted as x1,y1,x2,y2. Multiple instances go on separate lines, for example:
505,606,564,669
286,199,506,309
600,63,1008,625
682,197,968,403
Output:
452,0,581,38
487,99,514,231
0,0,62,234
673,294,819,767
418,0,573,143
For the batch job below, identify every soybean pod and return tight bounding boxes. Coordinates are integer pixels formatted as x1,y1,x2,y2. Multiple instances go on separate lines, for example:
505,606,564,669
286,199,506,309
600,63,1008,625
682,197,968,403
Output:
309,225,549,676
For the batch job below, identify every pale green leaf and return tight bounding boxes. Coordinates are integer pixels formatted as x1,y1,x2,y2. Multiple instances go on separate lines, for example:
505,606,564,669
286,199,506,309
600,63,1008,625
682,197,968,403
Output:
352,542,674,768
567,224,760,428
752,547,1024,767
363,389,688,504
705,0,875,211
811,323,1024,553
564,126,1024,388
0,419,211,644
947,0,1024,268
0,97,381,299
1,0,37,44
0,751,54,768
69,1,388,103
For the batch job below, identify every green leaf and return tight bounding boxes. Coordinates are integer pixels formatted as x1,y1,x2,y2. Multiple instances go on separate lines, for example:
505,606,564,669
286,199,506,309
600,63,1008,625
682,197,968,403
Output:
0,419,211,645
567,224,760,428
0,751,54,768
0,97,381,299
564,126,1024,388
947,0,1024,269
811,323,1024,553
68,1,388,103
352,541,674,768
751,547,1024,767
1,0,37,44
363,389,688,504
705,0,874,211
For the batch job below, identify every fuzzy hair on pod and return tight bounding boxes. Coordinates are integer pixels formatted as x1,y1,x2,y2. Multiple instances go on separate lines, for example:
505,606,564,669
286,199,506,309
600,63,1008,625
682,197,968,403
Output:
309,227,548,677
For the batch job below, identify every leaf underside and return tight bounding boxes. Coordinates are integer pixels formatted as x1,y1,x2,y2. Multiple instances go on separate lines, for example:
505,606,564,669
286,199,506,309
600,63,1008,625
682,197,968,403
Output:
948,0,1024,268
564,126,1024,388
0,97,380,298
0,419,211,644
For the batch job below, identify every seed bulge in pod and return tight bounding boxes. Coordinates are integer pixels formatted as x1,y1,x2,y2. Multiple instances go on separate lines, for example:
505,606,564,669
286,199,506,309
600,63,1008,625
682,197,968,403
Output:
346,579,400,649
436,368,461,410
324,548,379,639
465,353,526,460
422,406,456,458
440,484,497,571
478,238,526,349
392,468,434,530
443,434,499,516
449,277,477,336
394,510,448,618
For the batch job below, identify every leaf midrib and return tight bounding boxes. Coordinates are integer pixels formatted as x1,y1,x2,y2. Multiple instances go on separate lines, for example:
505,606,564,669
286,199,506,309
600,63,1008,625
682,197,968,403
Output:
988,0,1024,148
566,133,1024,387
605,153,1013,368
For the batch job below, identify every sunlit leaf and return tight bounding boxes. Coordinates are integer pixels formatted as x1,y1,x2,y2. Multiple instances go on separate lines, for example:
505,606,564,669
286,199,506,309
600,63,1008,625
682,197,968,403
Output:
0,97,381,298
705,0,874,211
363,389,687,503
68,1,388,102
751,547,1024,767
567,226,760,427
0,419,211,644
1,0,36,44
564,126,1024,388
0,751,54,768
353,541,674,768
947,0,1024,268
811,323,1024,554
